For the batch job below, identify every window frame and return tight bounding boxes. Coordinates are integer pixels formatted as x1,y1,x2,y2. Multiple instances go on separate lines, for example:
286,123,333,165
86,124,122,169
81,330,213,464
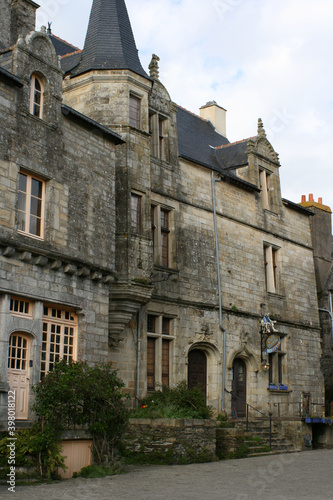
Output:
131,193,142,234
17,171,45,239
151,204,172,268
268,345,286,388
129,94,141,128
29,74,44,119
150,112,167,161
264,244,279,294
146,314,174,391
40,305,77,381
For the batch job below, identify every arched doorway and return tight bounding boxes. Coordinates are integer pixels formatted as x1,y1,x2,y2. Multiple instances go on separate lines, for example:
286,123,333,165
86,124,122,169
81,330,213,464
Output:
7,333,31,420
188,349,207,396
232,358,247,417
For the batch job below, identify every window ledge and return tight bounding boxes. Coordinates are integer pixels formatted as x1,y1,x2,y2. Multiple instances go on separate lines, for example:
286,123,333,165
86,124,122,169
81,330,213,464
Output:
263,208,280,217
153,265,179,275
267,292,285,299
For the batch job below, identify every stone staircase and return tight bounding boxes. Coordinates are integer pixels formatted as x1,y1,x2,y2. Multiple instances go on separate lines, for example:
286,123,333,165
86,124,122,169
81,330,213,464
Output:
235,418,296,457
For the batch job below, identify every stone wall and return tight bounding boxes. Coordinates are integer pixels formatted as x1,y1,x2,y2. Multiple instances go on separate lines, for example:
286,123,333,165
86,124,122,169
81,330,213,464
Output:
123,418,216,463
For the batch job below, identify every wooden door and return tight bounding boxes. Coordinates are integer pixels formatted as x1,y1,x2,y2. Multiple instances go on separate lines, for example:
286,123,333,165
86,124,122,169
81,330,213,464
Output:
188,349,207,396
59,440,92,479
7,333,31,420
232,358,247,418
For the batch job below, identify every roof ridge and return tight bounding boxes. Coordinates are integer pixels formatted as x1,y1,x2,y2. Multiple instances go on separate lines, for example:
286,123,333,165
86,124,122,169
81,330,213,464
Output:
215,137,256,150
176,104,211,124
49,34,80,51
61,50,83,59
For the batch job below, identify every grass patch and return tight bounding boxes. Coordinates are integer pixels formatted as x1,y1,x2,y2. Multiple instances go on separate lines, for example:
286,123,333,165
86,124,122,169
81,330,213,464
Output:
73,464,123,478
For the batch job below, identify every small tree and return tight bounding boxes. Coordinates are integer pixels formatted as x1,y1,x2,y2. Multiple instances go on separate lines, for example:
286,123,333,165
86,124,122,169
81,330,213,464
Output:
33,360,129,467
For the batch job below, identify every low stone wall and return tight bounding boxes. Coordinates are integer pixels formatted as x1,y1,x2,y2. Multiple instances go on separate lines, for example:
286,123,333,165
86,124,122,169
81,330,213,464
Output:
123,418,216,463
216,427,243,459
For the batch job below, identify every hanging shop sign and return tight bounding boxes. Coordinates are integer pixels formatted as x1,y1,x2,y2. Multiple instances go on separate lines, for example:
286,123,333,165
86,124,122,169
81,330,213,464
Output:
265,334,280,354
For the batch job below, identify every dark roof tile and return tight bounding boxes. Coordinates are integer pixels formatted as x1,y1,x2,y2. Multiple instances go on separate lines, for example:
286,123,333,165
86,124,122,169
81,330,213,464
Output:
48,34,80,57
71,0,149,79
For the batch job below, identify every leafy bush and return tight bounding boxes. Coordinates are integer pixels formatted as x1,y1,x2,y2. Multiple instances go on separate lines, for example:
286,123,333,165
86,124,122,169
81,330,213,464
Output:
74,464,122,478
33,360,129,468
131,382,213,419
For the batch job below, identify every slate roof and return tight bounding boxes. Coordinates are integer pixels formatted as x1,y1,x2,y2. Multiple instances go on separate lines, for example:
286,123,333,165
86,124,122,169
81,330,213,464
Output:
176,106,260,192
176,105,229,170
214,140,252,170
61,104,124,144
70,0,149,79
61,51,83,74
48,34,80,57
0,66,23,87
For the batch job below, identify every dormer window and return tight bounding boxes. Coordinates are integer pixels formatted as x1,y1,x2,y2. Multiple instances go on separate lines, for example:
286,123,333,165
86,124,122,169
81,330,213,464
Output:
259,169,271,209
30,74,44,119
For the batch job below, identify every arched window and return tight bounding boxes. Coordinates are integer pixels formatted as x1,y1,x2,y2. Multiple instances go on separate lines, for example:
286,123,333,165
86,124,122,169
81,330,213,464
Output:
30,74,44,118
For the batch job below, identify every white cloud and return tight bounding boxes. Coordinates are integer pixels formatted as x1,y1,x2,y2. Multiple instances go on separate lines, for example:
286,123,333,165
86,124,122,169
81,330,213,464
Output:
37,0,333,212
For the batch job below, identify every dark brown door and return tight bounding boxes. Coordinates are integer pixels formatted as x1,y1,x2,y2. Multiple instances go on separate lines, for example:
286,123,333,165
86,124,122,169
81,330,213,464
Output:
188,349,207,396
232,358,247,417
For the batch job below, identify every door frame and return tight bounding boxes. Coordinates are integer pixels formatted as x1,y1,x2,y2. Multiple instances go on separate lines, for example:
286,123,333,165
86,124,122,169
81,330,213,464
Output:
188,348,207,396
232,358,247,418
7,332,32,420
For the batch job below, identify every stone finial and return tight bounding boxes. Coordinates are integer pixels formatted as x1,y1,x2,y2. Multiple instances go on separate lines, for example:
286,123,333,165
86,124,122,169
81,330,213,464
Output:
149,54,160,80
40,26,47,34
257,118,267,139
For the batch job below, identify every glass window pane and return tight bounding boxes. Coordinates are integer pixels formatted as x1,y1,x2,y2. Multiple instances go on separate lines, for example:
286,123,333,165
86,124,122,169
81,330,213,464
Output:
34,77,41,92
19,173,27,192
31,178,43,198
18,192,26,211
30,197,42,217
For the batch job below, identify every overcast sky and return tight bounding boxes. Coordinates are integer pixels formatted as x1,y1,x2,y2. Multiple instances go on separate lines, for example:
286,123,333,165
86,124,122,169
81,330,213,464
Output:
36,0,333,215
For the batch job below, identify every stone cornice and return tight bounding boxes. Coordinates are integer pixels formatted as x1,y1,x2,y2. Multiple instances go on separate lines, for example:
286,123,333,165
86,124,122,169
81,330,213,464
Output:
0,239,116,283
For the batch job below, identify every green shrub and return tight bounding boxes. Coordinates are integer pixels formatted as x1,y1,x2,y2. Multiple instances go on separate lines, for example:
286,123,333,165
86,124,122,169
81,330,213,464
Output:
131,382,213,420
74,464,122,478
33,360,129,469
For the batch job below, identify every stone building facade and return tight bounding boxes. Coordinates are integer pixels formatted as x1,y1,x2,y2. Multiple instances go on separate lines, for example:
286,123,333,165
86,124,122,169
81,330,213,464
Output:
0,0,327,425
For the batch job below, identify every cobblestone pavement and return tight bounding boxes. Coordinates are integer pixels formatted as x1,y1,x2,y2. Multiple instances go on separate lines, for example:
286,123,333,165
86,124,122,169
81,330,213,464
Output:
1,450,333,500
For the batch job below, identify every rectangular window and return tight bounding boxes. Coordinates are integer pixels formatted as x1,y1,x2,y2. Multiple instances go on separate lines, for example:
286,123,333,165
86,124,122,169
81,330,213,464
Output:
10,297,32,317
129,95,141,128
162,340,170,386
259,169,270,209
269,349,286,388
161,209,169,267
41,306,77,380
17,171,45,238
151,205,172,268
147,337,156,391
131,193,142,234
264,244,279,293
146,314,174,390
150,112,167,160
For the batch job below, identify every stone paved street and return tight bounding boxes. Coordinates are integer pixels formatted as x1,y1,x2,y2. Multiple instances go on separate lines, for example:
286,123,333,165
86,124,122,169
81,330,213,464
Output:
1,450,333,500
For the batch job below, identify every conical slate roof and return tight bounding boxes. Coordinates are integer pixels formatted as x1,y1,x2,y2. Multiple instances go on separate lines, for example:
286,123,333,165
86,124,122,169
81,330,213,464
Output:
72,0,149,79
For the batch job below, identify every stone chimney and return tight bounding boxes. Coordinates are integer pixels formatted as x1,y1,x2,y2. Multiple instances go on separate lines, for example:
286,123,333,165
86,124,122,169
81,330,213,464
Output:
0,0,38,48
200,101,227,137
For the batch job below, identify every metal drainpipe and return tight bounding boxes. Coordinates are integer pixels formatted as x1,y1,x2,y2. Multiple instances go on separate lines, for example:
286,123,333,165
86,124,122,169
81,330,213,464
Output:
136,309,142,407
212,171,227,412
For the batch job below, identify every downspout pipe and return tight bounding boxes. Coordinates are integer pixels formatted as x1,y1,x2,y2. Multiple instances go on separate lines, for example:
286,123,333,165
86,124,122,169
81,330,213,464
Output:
212,171,227,412
136,309,142,407
319,291,333,345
